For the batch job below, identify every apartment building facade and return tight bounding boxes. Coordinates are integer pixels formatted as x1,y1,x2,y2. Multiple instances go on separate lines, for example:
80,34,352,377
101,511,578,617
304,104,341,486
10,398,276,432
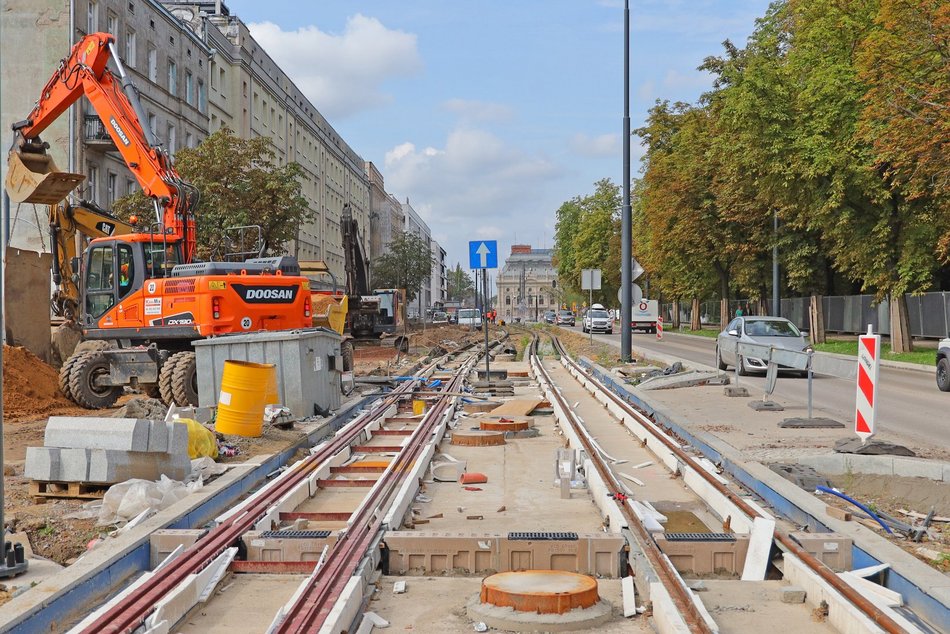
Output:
431,239,447,309
400,198,431,317
1,0,210,250
496,245,558,321
166,2,370,281
366,161,405,266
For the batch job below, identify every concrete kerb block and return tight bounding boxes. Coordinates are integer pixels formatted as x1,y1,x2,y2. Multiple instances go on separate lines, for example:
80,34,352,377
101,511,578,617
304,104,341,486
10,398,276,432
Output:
88,450,191,484
147,420,169,453
44,417,151,452
58,448,92,482
167,421,190,456
780,586,806,604
890,457,946,481
24,447,61,481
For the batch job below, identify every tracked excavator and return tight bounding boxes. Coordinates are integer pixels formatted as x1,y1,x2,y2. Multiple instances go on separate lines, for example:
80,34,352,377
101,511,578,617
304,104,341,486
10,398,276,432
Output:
6,33,314,408
306,204,404,370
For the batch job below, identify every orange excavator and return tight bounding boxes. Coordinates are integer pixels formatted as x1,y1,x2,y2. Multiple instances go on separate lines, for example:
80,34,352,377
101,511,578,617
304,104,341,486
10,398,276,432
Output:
6,33,313,408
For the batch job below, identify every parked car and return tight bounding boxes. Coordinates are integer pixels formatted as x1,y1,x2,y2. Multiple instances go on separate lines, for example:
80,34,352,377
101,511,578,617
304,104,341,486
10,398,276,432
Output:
448,312,458,324
431,311,448,324
582,304,613,334
556,309,575,326
715,316,808,375
937,338,950,392
457,308,482,330
543,310,557,324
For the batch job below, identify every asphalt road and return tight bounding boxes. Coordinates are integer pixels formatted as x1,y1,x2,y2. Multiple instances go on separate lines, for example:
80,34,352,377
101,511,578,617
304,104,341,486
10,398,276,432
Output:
558,324,949,454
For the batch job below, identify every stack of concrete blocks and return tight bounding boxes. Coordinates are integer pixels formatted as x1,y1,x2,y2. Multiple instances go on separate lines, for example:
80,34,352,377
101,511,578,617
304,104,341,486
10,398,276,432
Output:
25,417,191,484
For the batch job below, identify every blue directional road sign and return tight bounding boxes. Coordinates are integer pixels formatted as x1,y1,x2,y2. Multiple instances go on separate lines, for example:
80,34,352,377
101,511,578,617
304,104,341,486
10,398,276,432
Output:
468,240,498,269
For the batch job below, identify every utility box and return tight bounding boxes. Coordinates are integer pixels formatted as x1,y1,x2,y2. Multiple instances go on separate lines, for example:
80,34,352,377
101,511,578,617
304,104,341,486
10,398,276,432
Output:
193,328,342,416
789,532,853,571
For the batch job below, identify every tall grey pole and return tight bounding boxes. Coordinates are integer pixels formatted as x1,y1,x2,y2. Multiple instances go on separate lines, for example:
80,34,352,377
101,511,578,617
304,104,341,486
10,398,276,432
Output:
620,0,633,361
772,210,779,316
483,269,490,378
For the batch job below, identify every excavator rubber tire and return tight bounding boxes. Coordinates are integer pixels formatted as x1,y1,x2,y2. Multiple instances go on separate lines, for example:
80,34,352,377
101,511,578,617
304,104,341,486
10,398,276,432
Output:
341,340,354,373
58,351,86,400
158,353,180,406
68,351,123,409
170,351,199,407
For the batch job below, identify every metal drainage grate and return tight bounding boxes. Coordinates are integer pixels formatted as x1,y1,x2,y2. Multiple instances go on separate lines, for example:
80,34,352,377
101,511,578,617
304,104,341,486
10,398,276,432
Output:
260,530,332,539
508,532,578,541
665,532,735,542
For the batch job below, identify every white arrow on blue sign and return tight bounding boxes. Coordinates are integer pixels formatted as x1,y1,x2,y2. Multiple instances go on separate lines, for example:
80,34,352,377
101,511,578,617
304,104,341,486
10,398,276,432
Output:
469,240,498,269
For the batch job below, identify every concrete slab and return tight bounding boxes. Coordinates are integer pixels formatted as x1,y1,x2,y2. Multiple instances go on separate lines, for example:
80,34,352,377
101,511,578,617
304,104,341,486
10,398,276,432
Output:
167,421,190,456
696,580,835,633
44,417,150,452
749,400,784,412
778,417,844,429
175,573,306,633
58,447,91,482
147,419,169,453
87,450,190,484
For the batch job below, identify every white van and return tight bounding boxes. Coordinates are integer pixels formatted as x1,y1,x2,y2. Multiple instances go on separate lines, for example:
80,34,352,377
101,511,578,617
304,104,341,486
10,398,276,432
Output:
457,308,482,330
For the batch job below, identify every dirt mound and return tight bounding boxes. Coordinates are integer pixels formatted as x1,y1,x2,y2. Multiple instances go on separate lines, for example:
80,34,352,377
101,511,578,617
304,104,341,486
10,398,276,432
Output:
3,345,74,419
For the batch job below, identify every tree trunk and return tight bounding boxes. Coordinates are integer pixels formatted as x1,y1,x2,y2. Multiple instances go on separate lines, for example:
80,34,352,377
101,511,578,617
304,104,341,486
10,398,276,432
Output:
671,297,681,329
690,297,701,331
808,294,826,344
720,298,729,331
889,293,913,353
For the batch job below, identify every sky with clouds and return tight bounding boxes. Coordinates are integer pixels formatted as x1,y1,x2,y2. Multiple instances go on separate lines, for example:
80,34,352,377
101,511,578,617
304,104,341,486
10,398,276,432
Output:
227,0,772,272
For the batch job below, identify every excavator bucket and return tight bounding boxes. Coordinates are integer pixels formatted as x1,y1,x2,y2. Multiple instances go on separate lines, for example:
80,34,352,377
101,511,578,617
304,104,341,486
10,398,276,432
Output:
311,292,348,336
5,151,85,205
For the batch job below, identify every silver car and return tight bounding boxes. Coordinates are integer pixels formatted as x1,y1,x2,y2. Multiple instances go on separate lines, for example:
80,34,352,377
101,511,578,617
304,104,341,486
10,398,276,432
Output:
716,316,808,375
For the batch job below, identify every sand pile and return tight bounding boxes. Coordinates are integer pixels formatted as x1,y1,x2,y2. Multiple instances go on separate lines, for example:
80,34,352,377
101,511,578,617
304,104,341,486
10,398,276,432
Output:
3,345,74,419
312,293,344,316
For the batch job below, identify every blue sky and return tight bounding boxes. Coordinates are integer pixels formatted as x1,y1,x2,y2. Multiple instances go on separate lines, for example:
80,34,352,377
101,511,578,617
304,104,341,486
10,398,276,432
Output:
227,0,772,271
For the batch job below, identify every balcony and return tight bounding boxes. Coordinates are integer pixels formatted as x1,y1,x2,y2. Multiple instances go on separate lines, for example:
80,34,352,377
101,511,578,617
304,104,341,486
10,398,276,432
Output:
83,115,117,149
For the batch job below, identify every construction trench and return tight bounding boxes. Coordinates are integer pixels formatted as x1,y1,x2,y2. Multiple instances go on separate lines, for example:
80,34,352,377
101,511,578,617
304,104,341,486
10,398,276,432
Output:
0,328,947,633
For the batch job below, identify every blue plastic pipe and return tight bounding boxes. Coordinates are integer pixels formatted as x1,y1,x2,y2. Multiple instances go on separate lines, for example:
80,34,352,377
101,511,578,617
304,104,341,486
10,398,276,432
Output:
815,485,893,535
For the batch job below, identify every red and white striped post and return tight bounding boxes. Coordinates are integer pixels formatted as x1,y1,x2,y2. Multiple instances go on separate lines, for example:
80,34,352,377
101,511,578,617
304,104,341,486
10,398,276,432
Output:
657,315,663,340
854,325,880,442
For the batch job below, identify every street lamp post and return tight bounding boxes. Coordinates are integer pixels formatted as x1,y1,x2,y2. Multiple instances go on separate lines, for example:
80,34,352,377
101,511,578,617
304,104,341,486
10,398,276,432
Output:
620,0,633,361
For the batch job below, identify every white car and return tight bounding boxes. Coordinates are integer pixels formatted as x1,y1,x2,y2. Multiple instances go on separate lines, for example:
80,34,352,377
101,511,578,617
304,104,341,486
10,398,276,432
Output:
716,316,808,375
937,338,950,392
582,304,613,334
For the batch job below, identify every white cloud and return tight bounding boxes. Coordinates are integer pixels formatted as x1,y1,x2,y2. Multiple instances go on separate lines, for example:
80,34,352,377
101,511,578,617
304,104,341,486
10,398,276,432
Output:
384,128,563,266
247,15,422,119
569,133,619,158
441,99,515,124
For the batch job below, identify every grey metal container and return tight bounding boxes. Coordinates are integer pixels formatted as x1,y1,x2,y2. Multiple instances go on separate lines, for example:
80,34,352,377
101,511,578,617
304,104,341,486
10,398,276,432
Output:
193,328,343,416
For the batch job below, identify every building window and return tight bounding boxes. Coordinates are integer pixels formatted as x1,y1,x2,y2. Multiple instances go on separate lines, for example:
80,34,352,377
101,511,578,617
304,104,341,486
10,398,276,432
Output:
167,60,177,95
167,124,176,154
185,132,194,148
210,61,216,89
107,172,116,204
219,67,225,88
147,45,157,82
126,178,135,195
147,113,156,136
125,30,136,67
197,80,206,113
107,13,117,38
128,1,134,13
88,164,98,201
87,1,98,33
185,70,194,105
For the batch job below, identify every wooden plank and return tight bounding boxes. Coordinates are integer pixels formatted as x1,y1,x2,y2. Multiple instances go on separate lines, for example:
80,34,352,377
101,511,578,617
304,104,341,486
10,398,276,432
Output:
30,480,108,503
825,505,852,522
740,517,775,581
489,398,544,416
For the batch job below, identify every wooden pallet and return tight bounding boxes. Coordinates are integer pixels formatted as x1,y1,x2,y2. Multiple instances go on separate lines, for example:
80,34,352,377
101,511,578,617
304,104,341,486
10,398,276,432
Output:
30,480,109,504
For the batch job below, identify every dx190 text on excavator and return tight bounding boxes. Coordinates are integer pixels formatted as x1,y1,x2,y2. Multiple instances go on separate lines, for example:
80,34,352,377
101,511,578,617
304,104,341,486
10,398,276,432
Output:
6,32,315,408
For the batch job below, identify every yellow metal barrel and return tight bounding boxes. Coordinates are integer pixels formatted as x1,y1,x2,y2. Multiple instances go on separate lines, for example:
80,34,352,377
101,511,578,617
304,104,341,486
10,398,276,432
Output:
214,360,276,437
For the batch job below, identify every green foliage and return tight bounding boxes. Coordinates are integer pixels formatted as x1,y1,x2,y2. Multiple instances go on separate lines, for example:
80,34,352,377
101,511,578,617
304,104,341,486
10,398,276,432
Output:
113,127,312,260
553,179,621,305
372,231,434,304
447,262,474,302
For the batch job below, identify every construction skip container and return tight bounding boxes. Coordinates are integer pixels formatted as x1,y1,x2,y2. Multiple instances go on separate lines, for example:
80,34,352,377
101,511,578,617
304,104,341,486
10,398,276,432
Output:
193,328,343,417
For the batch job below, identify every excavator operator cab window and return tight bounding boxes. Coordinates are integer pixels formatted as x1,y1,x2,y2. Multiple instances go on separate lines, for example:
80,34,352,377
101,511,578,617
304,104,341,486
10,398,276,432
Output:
85,245,115,318
117,244,135,299
144,241,182,279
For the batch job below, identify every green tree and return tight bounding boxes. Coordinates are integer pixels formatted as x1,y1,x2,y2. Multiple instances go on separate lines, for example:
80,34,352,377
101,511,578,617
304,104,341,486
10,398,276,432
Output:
372,231,434,307
113,127,312,259
446,262,474,302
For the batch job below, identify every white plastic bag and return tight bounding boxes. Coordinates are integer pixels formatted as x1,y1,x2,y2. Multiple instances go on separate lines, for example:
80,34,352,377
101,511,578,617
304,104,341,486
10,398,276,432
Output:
97,475,201,525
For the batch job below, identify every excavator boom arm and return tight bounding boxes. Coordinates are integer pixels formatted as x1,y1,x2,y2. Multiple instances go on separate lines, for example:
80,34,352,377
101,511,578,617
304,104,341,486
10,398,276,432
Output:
10,32,196,262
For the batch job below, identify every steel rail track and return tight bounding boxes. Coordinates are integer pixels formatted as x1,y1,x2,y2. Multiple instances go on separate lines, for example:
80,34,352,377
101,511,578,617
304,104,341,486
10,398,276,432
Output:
80,359,443,633
545,334,909,634
274,353,477,632
528,335,714,634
